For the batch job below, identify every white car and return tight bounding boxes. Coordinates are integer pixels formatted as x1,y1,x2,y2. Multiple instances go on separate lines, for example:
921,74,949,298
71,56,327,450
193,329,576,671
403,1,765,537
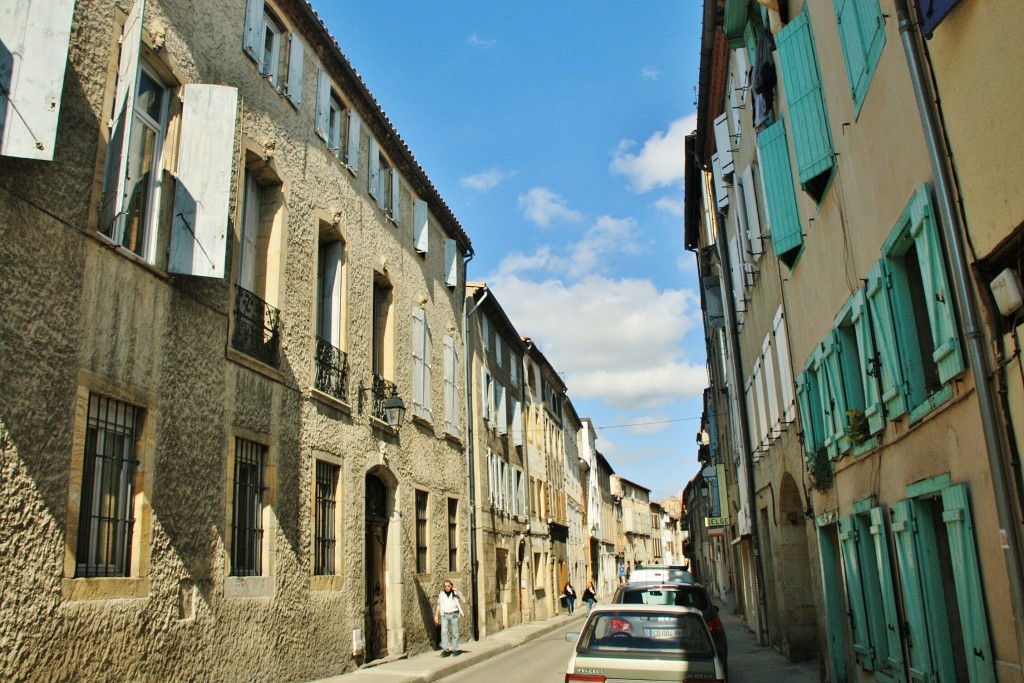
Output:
564,604,726,682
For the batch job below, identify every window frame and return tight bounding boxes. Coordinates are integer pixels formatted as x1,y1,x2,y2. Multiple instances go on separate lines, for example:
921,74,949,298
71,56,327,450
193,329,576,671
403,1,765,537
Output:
447,498,459,572
415,489,429,574
313,458,341,577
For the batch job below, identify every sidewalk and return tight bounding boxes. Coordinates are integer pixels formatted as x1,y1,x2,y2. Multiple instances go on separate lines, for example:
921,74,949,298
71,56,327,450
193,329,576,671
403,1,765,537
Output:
715,601,822,682
304,611,586,683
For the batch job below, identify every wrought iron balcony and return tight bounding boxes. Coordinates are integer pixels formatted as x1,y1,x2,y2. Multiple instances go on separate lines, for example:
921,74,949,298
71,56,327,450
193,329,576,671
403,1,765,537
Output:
232,286,281,368
314,336,349,402
361,375,402,425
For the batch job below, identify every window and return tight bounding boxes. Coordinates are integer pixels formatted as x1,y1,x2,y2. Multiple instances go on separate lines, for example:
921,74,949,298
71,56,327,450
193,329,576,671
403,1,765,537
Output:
796,350,827,460
496,336,504,368
75,394,141,578
443,335,460,436
314,460,340,575
772,306,796,423
346,110,362,172
412,307,432,422
511,399,523,447
776,6,834,202
496,382,507,435
414,200,430,254
416,490,429,574
314,230,348,401
372,275,394,380
834,0,885,116
231,438,265,576
447,498,458,571
242,0,303,104
315,68,347,156
481,315,491,351
758,119,803,267
481,369,493,423
445,237,459,288
368,140,399,222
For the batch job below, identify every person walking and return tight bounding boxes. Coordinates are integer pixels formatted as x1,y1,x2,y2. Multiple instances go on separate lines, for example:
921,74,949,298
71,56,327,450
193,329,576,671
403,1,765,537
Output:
434,579,465,656
562,581,577,615
582,581,597,614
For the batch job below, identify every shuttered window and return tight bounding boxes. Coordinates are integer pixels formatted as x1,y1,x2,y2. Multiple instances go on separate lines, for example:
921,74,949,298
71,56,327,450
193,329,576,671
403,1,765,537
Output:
443,335,459,436
868,507,905,679
723,0,749,46
412,307,432,422
833,0,885,115
850,290,884,435
757,120,802,266
414,199,429,254
445,238,459,288
837,515,875,670
776,7,834,202
865,260,908,420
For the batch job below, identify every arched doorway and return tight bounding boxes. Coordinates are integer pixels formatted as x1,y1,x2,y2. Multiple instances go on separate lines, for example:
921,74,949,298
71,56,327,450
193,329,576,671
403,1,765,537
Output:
365,473,391,661
778,472,818,659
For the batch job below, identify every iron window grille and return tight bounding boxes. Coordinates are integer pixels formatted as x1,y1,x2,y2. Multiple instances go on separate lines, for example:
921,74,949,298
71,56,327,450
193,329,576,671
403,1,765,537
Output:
231,438,265,576
76,394,140,578
232,285,281,368
416,490,428,574
314,336,349,402
314,460,339,575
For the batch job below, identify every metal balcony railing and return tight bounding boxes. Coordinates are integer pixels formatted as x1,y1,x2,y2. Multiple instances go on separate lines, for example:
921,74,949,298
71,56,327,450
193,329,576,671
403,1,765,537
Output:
314,336,349,402
368,374,399,423
232,286,281,368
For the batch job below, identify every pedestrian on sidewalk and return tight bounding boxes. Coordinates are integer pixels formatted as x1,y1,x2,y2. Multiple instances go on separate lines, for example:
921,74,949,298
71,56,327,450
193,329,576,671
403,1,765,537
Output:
562,581,577,615
582,582,597,614
434,579,465,657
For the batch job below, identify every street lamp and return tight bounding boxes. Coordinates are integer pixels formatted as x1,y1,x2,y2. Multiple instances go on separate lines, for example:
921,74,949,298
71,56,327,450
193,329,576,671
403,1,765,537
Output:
357,380,407,429
382,396,407,429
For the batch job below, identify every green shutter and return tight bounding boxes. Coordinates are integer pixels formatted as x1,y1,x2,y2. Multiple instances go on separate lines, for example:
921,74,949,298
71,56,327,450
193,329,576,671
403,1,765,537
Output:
866,261,908,420
744,21,758,66
851,289,884,434
822,330,851,455
890,500,934,682
817,524,853,683
908,186,964,384
838,516,874,670
776,8,835,192
868,508,904,678
796,371,818,456
834,0,885,115
758,120,803,261
941,486,996,683
724,0,749,47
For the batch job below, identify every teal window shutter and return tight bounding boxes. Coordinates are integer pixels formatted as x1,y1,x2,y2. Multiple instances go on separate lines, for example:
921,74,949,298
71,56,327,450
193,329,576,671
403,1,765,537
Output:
837,516,875,670
796,371,818,456
724,0,749,47
285,35,304,107
868,507,905,678
908,186,964,384
243,0,263,61
851,289,884,434
821,330,851,455
890,500,935,682
757,120,803,264
866,260,908,420
811,347,839,460
776,7,834,201
314,68,330,141
346,111,361,172
940,485,996,682
833,0,885,115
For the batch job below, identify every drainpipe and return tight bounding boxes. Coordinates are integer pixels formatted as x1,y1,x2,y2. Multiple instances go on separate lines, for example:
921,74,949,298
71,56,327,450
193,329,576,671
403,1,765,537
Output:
464,276,487,641
713,207,769,644
895,0,1024,664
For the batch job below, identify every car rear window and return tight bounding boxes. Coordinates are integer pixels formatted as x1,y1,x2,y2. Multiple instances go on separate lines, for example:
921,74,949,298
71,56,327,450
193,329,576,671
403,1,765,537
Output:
621,586,710,611
578,611,714,656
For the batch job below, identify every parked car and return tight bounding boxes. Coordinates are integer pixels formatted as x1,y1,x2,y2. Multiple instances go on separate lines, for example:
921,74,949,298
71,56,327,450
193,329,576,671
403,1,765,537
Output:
563,604,726,683
612,581,728,668
626,564,694,585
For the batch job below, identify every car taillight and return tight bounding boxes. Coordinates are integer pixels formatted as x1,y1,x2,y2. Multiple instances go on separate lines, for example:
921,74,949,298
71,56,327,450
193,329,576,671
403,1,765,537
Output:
609,617,633,632
566,675,606,682
706,615,724,632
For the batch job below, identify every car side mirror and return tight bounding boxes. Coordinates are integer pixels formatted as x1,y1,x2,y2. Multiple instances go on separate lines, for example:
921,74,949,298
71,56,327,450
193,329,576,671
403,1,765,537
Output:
565,632,580,642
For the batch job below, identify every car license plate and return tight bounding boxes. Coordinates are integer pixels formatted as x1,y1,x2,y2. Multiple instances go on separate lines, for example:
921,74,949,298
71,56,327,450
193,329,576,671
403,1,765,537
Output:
646,628,681,638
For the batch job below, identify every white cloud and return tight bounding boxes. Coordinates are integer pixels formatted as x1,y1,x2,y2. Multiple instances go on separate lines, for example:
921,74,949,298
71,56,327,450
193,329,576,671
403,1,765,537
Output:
468,33,496,48
652,195,684,216
642,67,659,81
461,167,512,191
610,114,697,193
518,187,584,227
566,216,642,278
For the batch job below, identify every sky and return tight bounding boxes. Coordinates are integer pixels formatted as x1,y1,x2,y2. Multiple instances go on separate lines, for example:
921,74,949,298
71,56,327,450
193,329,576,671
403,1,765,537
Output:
317,2,708,501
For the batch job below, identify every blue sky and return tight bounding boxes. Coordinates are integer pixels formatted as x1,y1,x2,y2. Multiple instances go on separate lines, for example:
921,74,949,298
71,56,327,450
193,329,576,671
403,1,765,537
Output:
318,2,707,500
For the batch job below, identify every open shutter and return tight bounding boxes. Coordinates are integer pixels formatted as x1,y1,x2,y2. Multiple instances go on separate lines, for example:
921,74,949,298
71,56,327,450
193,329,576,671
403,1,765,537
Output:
414,199,429,254
762,335,780,434
314,68,330,141
851,289,884,434
822,330,851,454
753,359,768,450
346,110,361,171
367,138,380,200
481,368,490,422
0,0,75,160
729,235,746,314
243,0,262,60
741,166,763,253
774,306,795,422
320,241,343,347
723,0,749,46
890,501,935,683
713,112,734,176
838,516,875,670
909,187,963,384
866,260,908,419
796,372,817,456
412,307,425,418
869,507,905,679
423,311,432,420
835,0,867,104
444,335,458,436
496,383,507,435
512,399,523,446
757,119,802,260
776,8,835,190
941,486,996,683
169,85,238,278
712,153,729,210
99,0,146,235
285,35,303,106
390,169,400,224
445,237,458,288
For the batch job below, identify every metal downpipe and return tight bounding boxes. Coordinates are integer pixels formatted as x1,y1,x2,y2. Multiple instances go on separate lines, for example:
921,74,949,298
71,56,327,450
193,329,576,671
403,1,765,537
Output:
464,279,487,641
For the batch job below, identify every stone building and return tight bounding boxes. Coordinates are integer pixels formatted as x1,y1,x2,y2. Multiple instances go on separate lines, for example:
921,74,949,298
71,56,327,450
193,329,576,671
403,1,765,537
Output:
562,398,586,593
579,418,617,597
0,0,473,680
611,475,652,575
685,0,1024,679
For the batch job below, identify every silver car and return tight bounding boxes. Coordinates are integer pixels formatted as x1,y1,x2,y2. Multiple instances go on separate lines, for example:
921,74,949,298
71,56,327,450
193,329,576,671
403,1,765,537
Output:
564,604,726,682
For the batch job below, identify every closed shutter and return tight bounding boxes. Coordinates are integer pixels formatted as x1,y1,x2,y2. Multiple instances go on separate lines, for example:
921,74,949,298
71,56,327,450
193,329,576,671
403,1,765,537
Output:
413,307,426,418
908,186,963,384
714,113,734,176
838,516,875,670
757,120,802,261
390,169,400,224
940,486,996,682
868,507,905,679
822,330,850,455
444,335,458,436
866,261,908,419
367,138,380,200
741,166,763,254
0,0,75,160
285,35,303,107
414,199,429,254
314,68,330,141
346,110,361,171
776,8,834,191
169,84,238,278
773,306,795,422
851,289,884,434
795,372,817,456
891,500,937,683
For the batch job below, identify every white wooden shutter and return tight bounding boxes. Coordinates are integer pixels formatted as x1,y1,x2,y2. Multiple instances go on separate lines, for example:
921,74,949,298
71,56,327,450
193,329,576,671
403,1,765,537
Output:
169,84,238,278
753,359,768,449
390,169,400,223
423,311,432,420
0,0,75,160
712,153,729,210
346,110,361,171
285,34,303,107
321,241,343,346
496,383,507,435
444,335,458,435
774,306,795,422
242,0,262,60
238,172,260,291
512,399,523,446
368,138,380,199
729,235,746,313
314,68,330,140
414,199,429,254
445,237,458,288
742,165,764,253
762,334,780,434
713,112,734,175
412,307,426,418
